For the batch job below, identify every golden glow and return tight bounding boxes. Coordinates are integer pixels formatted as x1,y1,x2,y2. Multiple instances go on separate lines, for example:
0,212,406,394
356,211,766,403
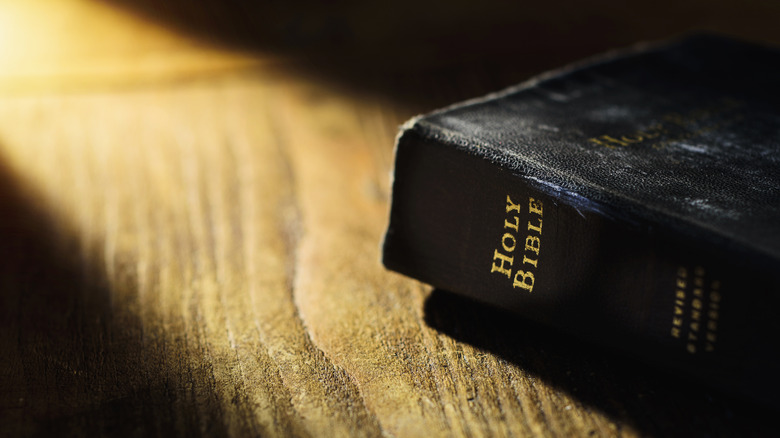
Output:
0,0,264,92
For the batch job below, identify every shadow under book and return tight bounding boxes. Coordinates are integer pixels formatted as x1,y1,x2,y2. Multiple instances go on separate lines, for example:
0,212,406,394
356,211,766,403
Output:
382,35,780,408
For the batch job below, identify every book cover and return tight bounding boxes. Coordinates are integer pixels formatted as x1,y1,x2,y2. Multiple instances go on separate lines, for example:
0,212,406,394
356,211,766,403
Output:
382,35,780,406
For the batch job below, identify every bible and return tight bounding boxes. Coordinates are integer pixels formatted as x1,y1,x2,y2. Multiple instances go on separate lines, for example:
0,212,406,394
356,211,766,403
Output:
382,35,780,406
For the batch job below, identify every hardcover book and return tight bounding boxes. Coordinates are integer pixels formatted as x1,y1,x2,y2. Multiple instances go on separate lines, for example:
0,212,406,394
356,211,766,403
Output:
382,35,780,406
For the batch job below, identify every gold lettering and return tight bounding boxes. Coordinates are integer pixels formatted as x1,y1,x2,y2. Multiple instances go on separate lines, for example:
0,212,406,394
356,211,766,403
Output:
620,135,644,143
513,270,535,292
528,198,543,216
589,124,666,149
505,196,522,214
522,255,538,268
501,233,516,253
525,236,540,255
527,218,542,235
588,135,630,149
492,194,545,291
491,250,513,278
672,267,688,342
704,275,720,352
636,128,661,139
671,265,722,354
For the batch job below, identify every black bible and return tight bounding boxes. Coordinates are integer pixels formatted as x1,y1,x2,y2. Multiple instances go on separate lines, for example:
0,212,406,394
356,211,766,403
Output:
382,35,780,407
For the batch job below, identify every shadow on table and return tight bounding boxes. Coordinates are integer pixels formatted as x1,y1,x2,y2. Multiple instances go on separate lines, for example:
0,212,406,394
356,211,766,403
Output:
423,289,774,436
0,153,231,437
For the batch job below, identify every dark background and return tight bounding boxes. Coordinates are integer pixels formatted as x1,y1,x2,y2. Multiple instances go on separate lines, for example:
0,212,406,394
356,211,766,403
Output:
103,0,780,106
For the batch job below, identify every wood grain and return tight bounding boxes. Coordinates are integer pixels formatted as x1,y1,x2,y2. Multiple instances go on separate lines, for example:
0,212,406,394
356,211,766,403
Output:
0,1,777,436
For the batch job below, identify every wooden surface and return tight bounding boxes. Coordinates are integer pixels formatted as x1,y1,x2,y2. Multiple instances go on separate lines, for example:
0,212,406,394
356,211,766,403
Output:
0,1,779,436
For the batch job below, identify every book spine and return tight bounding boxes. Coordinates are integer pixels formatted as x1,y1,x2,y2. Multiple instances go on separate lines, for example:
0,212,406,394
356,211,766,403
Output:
382,128,779,405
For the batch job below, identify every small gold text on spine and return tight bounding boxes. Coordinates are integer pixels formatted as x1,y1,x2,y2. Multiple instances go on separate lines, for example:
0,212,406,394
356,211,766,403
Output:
490,195,543,292
670,265,721,354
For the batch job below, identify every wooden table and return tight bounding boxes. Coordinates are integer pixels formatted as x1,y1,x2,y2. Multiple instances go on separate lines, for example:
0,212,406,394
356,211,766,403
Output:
0,1,778,436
